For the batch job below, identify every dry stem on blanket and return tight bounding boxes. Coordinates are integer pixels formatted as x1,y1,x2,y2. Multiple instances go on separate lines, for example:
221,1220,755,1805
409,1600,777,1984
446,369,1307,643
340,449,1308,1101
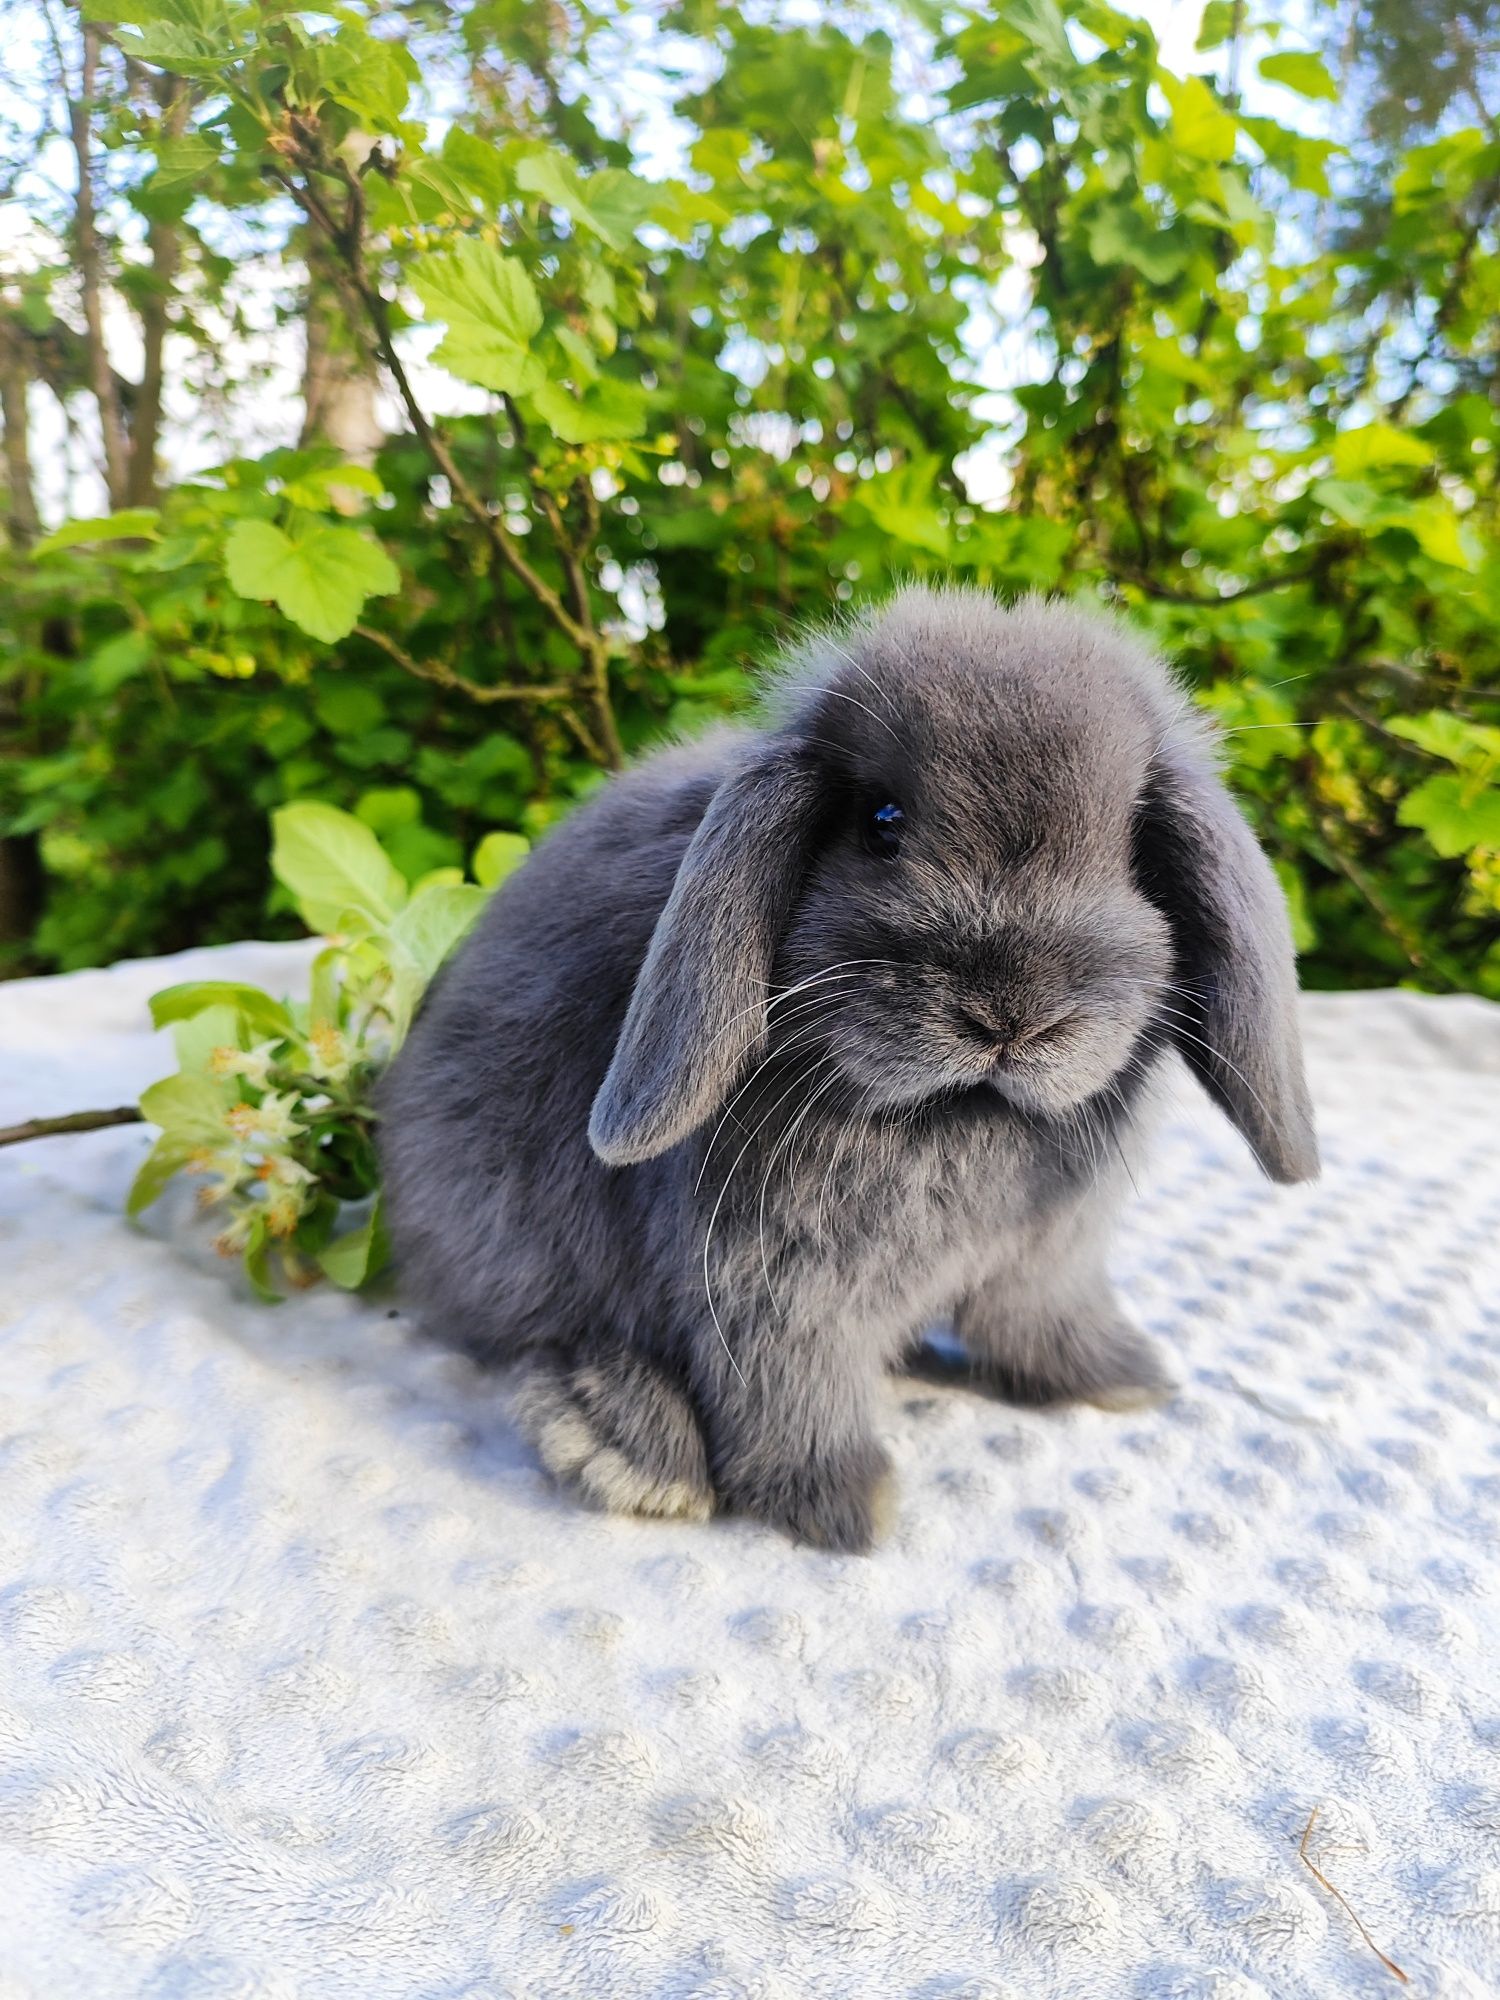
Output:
1297,1805,1410,1985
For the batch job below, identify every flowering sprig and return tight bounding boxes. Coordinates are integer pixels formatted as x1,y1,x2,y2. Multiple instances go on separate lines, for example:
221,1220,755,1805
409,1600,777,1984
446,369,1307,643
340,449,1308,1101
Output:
129,803,527,1299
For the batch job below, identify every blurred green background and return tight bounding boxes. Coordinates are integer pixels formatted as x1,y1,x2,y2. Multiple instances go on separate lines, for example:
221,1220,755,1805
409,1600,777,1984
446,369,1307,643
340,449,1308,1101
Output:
1,0,1497,994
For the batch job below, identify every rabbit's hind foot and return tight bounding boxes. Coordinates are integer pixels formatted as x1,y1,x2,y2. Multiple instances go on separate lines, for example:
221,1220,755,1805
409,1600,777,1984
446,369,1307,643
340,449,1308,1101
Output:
514,1344,715,1523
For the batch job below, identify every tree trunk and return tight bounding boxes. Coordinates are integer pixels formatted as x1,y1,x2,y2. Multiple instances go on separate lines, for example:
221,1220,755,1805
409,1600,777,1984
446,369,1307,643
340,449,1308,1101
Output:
124,77,190,509
0,325,41,546
70,26,130,509
300,230,383,485
0,322,42,958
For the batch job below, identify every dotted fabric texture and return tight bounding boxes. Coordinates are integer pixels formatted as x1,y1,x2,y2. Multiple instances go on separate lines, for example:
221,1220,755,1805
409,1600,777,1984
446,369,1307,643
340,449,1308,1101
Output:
0,942,1498,2000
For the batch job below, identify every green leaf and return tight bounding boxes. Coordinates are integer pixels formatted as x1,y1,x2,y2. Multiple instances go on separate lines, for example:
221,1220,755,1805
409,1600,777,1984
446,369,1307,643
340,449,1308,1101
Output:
1258,52,1339,101
1397,776,1500,858
315,681,385,736
996,0,1073,70
149,980,297,1042
1310,477,1380,527
387,881,488,982
86,631,150,696
528,377,649,444
270,801,407,934
410,239,543,395
472,830,529,888
1331,423,1435,476
172,1002,241,1077
514,151,655,250
355,785,423,834
1272,859,1317,954
126,1132,195,1216
1085,202,1188,283
308,945,343,1030
138,1071,232,1146
225,518,400,644
32,510,160,557
859,455,953,558
1195,0,1237,50
1387,712,1500,768
385,881,489,1040
1160,75,1238,163
242,1213,282,1305
150,131,222,189
441,127,514,208
317,1198,390,1289
279,462,384,510
1386,498,1475,570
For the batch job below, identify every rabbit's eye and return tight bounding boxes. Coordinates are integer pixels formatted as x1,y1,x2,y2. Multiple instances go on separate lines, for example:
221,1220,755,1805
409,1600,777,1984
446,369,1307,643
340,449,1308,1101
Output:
864,801,905,859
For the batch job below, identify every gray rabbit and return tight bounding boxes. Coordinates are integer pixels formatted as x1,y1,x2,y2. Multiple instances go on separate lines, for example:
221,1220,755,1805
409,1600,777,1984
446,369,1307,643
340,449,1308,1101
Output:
380,586,1317,1552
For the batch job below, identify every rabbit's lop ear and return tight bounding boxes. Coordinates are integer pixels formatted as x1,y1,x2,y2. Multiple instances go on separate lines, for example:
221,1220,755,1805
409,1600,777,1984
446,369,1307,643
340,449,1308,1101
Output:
1134,720,1319,1185
589,744,822,1166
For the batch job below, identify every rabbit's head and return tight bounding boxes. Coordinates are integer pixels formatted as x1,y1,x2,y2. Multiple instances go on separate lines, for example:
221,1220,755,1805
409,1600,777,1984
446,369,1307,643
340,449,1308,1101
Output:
590,586,1317,1184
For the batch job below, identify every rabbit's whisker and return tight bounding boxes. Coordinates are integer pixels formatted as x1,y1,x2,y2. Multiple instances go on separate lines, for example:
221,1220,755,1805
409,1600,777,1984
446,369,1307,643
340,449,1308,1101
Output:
700,1015,840,1179
702,1050,836,1385
814,686,905,748
693,961,895,1187
819,636,905,727
1148,1005,1282,1130
693,957,891,1091
758,1061,845,1307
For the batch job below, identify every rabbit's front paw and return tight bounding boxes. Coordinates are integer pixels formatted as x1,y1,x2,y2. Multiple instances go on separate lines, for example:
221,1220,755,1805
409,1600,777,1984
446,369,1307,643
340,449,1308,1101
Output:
728,1437,894,1554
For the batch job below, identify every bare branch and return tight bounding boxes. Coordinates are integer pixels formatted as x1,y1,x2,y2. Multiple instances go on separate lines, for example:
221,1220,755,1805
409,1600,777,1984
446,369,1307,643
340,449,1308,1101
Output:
1111,560,1324,606
352,624,574,705
0,1106,144,1149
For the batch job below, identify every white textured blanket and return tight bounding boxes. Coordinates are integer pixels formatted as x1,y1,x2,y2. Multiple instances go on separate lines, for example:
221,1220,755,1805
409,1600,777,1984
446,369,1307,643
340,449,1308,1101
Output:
1,942,1498,2000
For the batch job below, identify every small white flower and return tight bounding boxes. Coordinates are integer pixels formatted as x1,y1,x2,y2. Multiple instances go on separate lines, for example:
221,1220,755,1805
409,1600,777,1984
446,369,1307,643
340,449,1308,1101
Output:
210,1040,280,1087
264,1189,306,1239
189,1148,250,1207
306,1023,351,1084
226,1091,305,1145
212,1211,254,1258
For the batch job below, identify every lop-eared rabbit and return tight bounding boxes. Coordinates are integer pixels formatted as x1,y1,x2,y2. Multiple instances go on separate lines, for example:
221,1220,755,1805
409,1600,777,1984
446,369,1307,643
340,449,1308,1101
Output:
382,587,1316,1551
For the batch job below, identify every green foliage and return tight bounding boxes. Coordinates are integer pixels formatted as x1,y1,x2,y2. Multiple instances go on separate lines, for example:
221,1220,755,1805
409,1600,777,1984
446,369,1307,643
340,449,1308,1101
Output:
2,0,1498,999
131,800,526,1296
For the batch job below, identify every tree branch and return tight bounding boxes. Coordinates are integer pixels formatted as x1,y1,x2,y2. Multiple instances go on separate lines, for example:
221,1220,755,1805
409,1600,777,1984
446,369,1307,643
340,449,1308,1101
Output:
0,1106,144,1149
1387,167,1500,420
268,165,579,640
352,624,576,706
1110,560,1324,606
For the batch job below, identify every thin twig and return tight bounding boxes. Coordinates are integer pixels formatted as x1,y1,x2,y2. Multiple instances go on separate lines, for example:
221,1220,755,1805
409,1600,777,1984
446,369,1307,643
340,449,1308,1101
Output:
1297,1806,1409,1985
0,1106,144,1149
265,164,586,653
267,148,626,769
1112,560,1323,606
353,624,574,705
1311,817,1464,989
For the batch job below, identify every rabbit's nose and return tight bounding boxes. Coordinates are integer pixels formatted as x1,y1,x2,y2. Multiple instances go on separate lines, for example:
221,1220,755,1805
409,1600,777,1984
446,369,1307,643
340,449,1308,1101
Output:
959,1003,1022,1050
960,1001,1073,1058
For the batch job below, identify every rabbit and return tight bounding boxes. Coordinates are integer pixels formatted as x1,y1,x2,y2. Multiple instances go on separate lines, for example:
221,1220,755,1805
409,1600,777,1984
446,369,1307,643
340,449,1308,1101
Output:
379,584,1317,1553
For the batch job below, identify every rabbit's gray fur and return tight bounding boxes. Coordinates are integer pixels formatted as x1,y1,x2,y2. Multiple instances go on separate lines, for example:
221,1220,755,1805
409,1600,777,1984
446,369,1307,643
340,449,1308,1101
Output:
380,585,1316,1551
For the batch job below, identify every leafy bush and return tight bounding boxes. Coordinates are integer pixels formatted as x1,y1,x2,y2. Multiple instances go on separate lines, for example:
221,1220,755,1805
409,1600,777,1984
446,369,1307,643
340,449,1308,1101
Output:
130,800,526,1297
1,0,1497,995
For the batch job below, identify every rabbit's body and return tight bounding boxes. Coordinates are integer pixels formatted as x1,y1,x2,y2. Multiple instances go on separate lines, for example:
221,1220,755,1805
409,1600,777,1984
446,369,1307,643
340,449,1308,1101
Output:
382,588,1315,1550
